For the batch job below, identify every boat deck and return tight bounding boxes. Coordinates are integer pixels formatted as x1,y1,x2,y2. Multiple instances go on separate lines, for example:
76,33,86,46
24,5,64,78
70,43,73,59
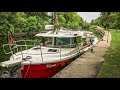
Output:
0,47,78,67
0,36,99,67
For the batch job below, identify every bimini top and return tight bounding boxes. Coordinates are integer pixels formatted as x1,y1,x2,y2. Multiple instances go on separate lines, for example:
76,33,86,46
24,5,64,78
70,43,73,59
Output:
35,30,81,38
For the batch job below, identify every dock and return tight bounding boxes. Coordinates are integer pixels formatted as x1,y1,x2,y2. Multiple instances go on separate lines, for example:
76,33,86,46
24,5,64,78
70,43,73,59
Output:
52,31,111,78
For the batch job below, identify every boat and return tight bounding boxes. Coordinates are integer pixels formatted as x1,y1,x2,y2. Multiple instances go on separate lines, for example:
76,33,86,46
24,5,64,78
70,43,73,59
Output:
0,29,98,78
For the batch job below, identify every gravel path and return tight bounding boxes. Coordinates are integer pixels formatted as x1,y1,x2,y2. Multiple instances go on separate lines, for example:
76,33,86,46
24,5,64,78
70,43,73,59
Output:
53,30,111,78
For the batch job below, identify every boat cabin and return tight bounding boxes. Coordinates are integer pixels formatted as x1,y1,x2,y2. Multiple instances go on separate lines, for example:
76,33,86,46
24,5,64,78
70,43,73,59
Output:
35,32,83,48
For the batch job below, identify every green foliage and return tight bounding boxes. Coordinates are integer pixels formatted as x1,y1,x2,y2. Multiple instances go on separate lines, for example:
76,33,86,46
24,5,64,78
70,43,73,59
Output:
89,25,97,31
82,21,90,30
0,12,88,35
58,12,85,30
26,16,37,31
92,12,120,30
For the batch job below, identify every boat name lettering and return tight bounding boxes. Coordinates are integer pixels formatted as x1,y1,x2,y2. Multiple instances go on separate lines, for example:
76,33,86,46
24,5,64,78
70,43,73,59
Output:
46,64,56,68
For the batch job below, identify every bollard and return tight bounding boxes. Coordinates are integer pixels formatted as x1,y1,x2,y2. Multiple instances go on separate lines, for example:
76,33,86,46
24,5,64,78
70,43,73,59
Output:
90,48,93,53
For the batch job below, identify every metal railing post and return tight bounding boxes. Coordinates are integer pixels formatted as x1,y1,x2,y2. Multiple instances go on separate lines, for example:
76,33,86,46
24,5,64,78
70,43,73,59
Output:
70,38,71,52
15,42,18,52
20,46,23,60
39,43,43,62
59,46,61,60
24,41,27,50
9,44,14,60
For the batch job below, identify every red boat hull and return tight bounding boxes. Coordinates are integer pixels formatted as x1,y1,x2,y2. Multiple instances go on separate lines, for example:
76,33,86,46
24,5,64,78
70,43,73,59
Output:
21,56,78,78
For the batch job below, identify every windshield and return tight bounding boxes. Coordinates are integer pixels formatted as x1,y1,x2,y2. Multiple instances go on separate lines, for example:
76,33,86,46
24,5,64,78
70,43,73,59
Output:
56,38,75,45
40,37,77,48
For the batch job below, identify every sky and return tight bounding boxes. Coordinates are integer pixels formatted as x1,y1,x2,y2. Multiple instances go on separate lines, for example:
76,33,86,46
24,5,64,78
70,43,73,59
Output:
78,12,101,23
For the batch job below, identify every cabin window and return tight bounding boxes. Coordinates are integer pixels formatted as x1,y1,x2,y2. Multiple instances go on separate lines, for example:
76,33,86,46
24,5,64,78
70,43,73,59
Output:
40,37,53,47
40,37,77,48
56,38,69,45
55,37,76,48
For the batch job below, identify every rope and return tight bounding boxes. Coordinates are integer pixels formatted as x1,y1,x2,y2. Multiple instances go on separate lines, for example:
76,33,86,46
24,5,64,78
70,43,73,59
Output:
24,61,31,78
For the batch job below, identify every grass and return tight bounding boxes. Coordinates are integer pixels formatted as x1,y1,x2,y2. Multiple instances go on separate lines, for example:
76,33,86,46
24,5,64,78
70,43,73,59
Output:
97,29,120,78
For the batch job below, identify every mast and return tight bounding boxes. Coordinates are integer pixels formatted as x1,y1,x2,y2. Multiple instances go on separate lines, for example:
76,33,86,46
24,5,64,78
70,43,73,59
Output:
47,12,58,46
52,12,55,46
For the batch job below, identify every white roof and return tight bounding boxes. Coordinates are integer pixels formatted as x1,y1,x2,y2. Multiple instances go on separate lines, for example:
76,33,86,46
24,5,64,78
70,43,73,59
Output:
35,33,81,38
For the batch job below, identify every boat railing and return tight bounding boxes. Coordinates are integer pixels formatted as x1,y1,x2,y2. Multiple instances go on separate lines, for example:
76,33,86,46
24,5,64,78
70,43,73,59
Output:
58,43,84,60
15,40,37,50
3,39,89,62
3,40,40,60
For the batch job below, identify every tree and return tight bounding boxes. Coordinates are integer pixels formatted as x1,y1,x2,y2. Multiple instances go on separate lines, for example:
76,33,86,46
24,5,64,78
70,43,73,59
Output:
0,12,15,35
26,16,38,32
92,12,120,30
0,12,87,36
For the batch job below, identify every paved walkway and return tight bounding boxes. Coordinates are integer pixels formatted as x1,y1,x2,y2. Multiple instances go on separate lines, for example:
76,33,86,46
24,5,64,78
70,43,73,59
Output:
53,30,111,78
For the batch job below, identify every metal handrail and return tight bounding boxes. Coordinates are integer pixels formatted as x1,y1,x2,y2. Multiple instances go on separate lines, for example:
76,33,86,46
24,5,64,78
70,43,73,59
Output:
3,40,45,62
3,39,85,62
15,40,38,50
3,40,38,54
59,46,61,60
